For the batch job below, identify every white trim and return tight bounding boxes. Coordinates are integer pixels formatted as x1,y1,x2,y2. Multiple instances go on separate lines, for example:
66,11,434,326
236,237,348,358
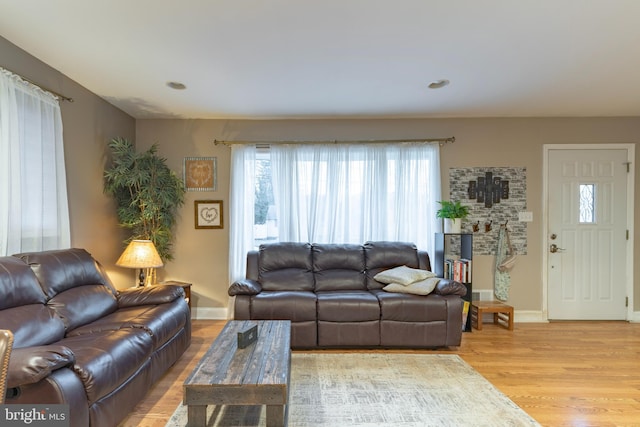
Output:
542,143,635,321
629,311,640,323
191,307,228,320
514,310,548,323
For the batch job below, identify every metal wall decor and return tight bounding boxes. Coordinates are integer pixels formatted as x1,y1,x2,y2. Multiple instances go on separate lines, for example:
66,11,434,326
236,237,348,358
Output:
449,167,527,255
468,171,509,208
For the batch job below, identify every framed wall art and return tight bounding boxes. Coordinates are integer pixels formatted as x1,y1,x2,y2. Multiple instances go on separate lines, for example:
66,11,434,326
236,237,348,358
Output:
184,157,217,191
195,200,223,229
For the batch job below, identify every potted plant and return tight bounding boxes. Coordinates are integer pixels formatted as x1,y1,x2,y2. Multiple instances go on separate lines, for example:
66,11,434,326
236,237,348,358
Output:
104,137,185,263
436,200,470,233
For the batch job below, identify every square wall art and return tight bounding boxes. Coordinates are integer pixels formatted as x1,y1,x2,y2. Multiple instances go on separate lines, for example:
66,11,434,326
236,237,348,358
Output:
184,157,217,191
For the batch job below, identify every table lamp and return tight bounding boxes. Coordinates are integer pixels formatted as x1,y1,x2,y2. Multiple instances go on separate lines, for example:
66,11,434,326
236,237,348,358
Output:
116,240,163,287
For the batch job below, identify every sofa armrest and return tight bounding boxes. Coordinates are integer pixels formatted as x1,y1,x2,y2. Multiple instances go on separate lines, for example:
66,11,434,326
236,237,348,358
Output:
117,285,184,308
8,345,75,388
434,279,468,296
228,279,262,296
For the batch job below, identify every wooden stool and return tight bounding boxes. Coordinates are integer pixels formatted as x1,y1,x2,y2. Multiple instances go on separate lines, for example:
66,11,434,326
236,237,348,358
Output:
471,300,514,331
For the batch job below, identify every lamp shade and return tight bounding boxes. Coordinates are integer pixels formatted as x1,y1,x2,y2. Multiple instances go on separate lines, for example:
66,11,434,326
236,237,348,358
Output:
116,240,163,269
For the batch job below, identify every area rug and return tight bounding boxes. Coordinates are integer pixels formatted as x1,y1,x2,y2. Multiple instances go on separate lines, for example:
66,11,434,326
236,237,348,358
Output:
167,353,540,427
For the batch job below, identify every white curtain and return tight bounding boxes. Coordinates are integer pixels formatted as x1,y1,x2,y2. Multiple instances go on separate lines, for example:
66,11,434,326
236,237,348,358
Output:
0,68,70,255
270,143,441,254
228,144,257,284
228,142,441,290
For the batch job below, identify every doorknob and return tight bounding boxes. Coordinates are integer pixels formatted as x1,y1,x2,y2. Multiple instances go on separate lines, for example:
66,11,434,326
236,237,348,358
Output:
549,244,565,253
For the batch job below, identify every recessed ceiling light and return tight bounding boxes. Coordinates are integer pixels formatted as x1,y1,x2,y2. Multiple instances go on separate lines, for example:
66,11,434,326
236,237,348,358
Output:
166,81,187,90
428,79,450,89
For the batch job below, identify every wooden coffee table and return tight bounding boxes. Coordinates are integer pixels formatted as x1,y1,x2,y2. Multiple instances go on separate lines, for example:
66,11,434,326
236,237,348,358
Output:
183,320,291,426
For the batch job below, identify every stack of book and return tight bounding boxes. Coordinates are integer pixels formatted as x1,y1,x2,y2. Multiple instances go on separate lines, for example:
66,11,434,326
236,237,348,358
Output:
461,300,471,331
442,257,472,283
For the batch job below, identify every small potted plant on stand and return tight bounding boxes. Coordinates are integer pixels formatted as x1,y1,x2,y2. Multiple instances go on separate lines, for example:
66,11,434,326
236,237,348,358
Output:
436,200,470,233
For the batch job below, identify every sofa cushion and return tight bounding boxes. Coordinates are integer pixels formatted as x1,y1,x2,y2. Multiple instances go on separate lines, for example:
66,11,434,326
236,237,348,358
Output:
259,242,314,291
59,329,153,403
313,244,366,291
318,320,380,347
15,248,117,299
0,257,64,348
66,307,149,336
251,291,317,321
0,304,66,348
47,285,118,331
374,265,436,286
69,302,188,350
364,241,422,290
383,277,440,295
0,256,47,309
316,291,380,321
373,289,450,322
120,303,189,349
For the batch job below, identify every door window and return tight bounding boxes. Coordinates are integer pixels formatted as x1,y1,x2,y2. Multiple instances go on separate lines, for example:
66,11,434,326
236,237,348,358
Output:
579,183,595,224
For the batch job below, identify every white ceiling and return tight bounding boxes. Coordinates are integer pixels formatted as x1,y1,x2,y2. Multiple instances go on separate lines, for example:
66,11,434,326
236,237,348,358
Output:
2,0,640,120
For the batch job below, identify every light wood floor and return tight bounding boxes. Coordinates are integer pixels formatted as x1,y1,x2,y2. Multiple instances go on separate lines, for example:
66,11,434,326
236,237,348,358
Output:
119,320,640,427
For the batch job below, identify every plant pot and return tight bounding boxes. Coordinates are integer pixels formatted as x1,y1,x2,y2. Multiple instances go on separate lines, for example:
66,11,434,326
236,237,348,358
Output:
444,218,462,233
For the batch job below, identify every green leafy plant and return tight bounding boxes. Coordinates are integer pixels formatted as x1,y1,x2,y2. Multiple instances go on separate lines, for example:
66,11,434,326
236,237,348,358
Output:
436,200,470,219
104,137,185,261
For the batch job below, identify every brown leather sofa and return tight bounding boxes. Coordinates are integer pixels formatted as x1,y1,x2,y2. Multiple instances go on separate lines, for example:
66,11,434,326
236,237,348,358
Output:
229,241,467,349
0,248,191,427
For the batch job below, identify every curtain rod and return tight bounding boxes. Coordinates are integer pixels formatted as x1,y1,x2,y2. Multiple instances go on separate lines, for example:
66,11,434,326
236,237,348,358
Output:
213,136,455,146
1,66,74,103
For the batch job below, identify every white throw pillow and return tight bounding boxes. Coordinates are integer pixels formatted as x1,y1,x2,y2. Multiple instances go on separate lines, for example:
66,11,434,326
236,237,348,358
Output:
383,277,440,296
374,265,436,286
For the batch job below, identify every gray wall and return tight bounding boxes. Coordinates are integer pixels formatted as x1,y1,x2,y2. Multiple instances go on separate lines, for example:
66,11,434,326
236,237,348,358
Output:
3,33,638,318
0,36,136,286
136,118,639,319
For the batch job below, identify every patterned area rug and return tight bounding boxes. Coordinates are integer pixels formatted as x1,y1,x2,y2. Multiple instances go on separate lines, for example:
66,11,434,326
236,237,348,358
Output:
167,353,540,427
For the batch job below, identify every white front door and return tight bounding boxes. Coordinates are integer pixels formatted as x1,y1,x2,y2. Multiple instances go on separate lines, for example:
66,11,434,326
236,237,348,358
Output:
547,148,630,320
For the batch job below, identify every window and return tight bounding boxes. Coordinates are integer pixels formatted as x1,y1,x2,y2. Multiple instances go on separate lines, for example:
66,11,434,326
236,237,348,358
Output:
579,184,595,223
254,149,276,247
229,142,441,282
0,68,70,255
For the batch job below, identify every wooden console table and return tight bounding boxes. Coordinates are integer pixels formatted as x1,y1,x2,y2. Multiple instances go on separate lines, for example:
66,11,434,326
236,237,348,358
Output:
183,320,291,426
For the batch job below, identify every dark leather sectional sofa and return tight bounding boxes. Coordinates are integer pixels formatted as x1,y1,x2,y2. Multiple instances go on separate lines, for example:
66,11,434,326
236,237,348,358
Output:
0,248,191,427
229,241,467,349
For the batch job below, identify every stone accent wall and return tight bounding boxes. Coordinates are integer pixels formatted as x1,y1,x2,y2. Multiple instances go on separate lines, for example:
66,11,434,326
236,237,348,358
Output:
449,167,527,255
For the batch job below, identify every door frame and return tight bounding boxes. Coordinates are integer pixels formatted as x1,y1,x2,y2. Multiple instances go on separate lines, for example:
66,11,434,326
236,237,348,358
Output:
542,144,635,321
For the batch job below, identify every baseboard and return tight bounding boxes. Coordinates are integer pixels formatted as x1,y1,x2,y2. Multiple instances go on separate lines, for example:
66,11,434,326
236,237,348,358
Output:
514,311,640,323
191,307,228,320
514,310,548,323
